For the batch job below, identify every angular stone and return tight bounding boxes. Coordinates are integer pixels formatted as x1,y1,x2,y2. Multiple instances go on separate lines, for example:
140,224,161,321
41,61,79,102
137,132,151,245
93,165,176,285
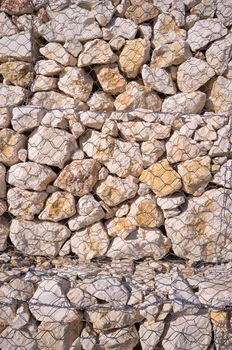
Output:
28,126,77,168
0,61,30,87
103,17,138,40
7,162,56,191
118,121,171,141
31,91,83,109
209,125,232,157
71,222,109,260
96,175,138,207
31,75,57,92
12,106,45,133
80,129,143,178
0,12,18,38
0,278,34,301
162,313,211,350
88,91,115,112
30,278,82,322
80,327,97,350
106,217,136,239
58,67,93,102
177,58,215,92
7,187,47,220
54,160,100,196
115,81,162,112
157,194,185,210
64,39,83,58
165,188,232,262
41,109,71,130
177,156,212,196
10,219,71,257
198,278,232,308
37,320,82,350
212,160,232,188
125,0,159,24
99,326,139,350
141,140,165,166
152,14,186,48
34,59,62,76
0,327,37,350
92,0,115,26
140,159,182,197
206,34,232,75
40,43,77,66
96,64,127,95
142,64,176,95
128,195,164,228
151,41,191,68
0,128,26,166
1,0,33,14
139,321,164,350
187,19,227,51
194,124,217,141
162,91,206,113
109,36,126,50
67,286,97,308
0,84,26,106
0,107,11,129
0,31,31,62
0,164,6,199
78,39,117,67
0,216,10,251
79,111,108,130
208,76,232,114
119,39,150,78
39,191,76,222
68,194,105,231
216,0,232,26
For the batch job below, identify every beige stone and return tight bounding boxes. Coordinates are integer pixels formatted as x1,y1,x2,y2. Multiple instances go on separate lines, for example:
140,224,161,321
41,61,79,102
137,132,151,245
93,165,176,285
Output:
0,31,31,62
96,64,127,95
31,75,57,92
54,160,100,196
78,39,117,67
12,106,45,133
0,84,26,106
125,0,159,24
119,39,150,78
88,92,115,112
140,159,182,197
118,121,171,141
34,59,62,76
0,12,18,38
106,217,136,239
208,76,232,114
0,61,30,87
0,128,26,166
99,326,139,350
151,41,191,68
0,216,10,251
103,17,138,40
162,91,206,114
141,140,165,166
206,33,232,75
142,65,176,95
40,42,77,66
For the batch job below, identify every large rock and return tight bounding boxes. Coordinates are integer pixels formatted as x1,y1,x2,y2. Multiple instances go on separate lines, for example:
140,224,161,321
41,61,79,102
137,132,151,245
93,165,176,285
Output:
151,41,191,68
152,14,186,47
125,0,159,24
31,75,58,92
12,106,45,133
165,188,232,262
212,160,232,188
177,58,215,92
139,320,164,350
10,219,71,257
103,17,138,40
99,326,139,350
119,39,150,78
0,31,31,62
78,39,117,67
206,33,232,74
7,162,56,191
0,61,30,87
96,175,138,207
31,91,82,109
34,59,62,76
29,278,82,322
0,84,26,106
58,67,93,102
162,91,206,113
208,76,232,114
142,64,176,95
187,19,227,51
118,121,171,141
0,128,26,166
216,0,232,26
0,12,18,38
54,160,100,196
28,126,77,168
96,64,127,95
40,42,77,66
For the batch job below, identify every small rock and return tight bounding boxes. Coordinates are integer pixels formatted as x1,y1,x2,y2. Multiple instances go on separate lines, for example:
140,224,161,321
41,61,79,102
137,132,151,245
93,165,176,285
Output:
151,41,191,68
54,160,100,196
141,140,165,166
41,109,70,130
96,175,138,207
96,64,127,95
0,61,30,87
157,194,185,210
142,64,176,95
79,111,108,130
187,19,227,51
7,161,56,191
39,191,76,222
162,91,206,113
139,159,182,197
109,36,126,50
0,107,11,129
0,128,26,166
12,106,45,133
0,12,18,38
125,0,159,24
118,121,171,141
194,124,217,141
78,39,117,67
103,17,138,40
31,75,57,92
31,91,77,109
88,92,115,112
208,76,232,114
40,42,77,66
119,38,150,78
28,126,77,168
106,217,136,239
92,0,115,26
0,31,31,62
177,57,215,92
0,83,26,106
67,287,97,308
209,125,232,157
34,59,62,76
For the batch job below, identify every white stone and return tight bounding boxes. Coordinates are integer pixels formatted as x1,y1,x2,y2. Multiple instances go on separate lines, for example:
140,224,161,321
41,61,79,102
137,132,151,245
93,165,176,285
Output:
0,128,26,166
34,59,62,76
118,121,171,142
0,84,26,106
141,140,165,166
142,65,176,95
208,76,232,114
41,109,71,129
157,194,185,210
139,320,164,350
67,286,97,308
31,75,57,92
0,31,31,62
12,106,45,133
209,125,232,157
162,92,206,114
99,326,139,350
64,39,83,58
212,160,232,188
0,12,18,38
31,91,77,109
216,0,232,26
79,111,108,130
88,92,114,112
151,41,191,68
0,164,6,199
206,33,232,74
78,39,117,67
103,17,137,40
40,42,77,66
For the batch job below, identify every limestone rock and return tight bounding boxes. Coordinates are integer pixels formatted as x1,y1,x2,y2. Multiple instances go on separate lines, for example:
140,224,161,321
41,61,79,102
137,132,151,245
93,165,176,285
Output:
166,131,205,163
68,194,105,231
152,14,186,48
209,125,232,157
31,75,57,92
64,39,83,58
118,121,171,141
128,196,164,228
28,126,77,168
103,17,138,40
30,278,82,322
34,59,62,76
115,81,162,112
0,216,10,251
139,159,182,197
10,219,71,257
7,162,56,191
216,0,232,26
0,278,34,301
165,188,232,262
212,160,232,188
139,320,164,350
96,175,138,207
162,91,206,113
119,39,150,78
0,327,37,350
0,128,26,166
78,39,117,67
141,140,165,166
58,67,93,102
67,286,97,308
1,0,33,14
7,187,48,220
54,160,100,196
0,61,30,87
12,106,45,133
40,43,77,66
88,92,114,112
79,111,108,130
0,107,11,129
92,0,115,26
206,34,232,74
177,58,215,92
41,109,70,130
194,124,217,141
96,64,127,95
187,19,227,51
0,12,18,38
0,84,26,106
157,194,185,210
71,222,109,260
31,91,86,109
80,129,143,178
142,65,176,95
208,76,232,114
0,31,31,62
197,278,232,308
99,326,139,350
39,191,76,222
162,313,211,350
125,0,159,24
151,41,191,68
0,164,6,199
106,217,136,239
